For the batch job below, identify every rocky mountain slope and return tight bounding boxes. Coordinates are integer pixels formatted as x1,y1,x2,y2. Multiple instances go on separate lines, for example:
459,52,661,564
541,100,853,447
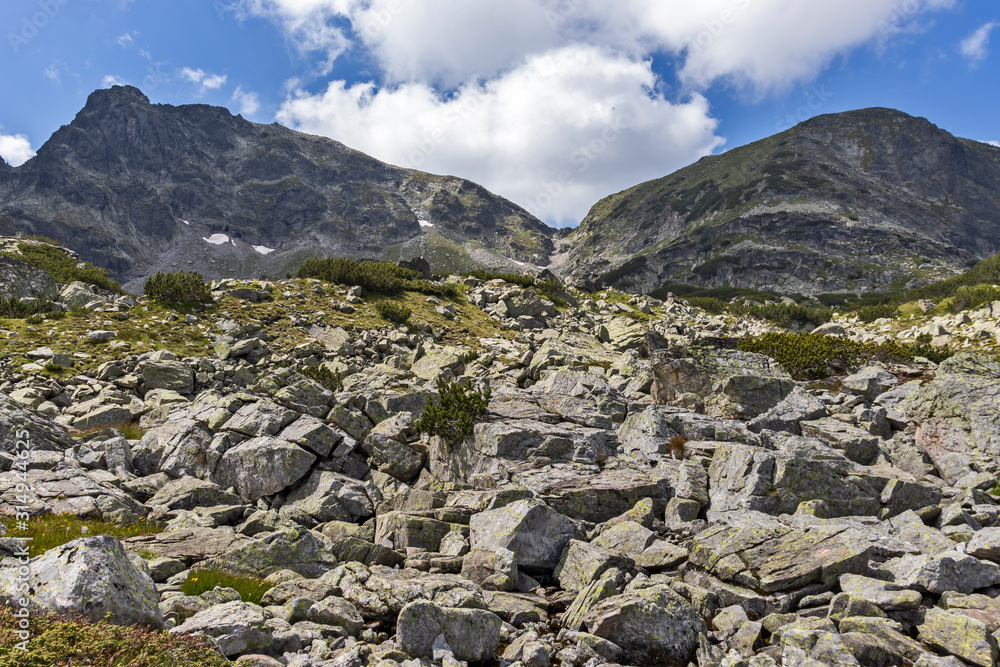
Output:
0,86,554,291
560,108,1000,296
3,238,1000,665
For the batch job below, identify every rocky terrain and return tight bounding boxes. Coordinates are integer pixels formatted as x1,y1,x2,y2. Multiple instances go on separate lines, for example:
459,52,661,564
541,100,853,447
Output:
560,108,1000,296
2,241,1000,666
0,86,554,292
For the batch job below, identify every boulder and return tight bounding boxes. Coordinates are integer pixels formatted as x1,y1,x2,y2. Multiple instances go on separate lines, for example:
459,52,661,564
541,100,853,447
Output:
582,584,706,667
396,600,502,662
652,347,794,419
469,499,579,573
748,387,828,436
223,400,298,437
0,254,59,300
919,607,997,667
205,528,338,578
280,470,374,525
0,392,75,456
142,359,194,394
842,366,898,401
170,601,272,657
885,551,1000,594
146,476,243,511
133,418,215,479
555,540,633,593
0,535,161,627
213,436,315,501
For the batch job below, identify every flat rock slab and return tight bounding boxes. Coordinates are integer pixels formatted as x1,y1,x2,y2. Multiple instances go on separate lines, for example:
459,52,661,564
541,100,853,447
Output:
689,521,871,594
124,527,248,564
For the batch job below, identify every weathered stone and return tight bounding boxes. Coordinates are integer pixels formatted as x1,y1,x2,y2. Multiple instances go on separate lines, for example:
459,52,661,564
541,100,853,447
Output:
213,436,315,501
800,418,882,465
170,601,272,657
223,400,298,437
142,359,194,394
278,415,343,458
555,540,633,593
652,348,794,419
582,584,706,667
842,366,898,401
886,551,1000,594
968,528,1000,564
123,527,248,564
396,600,502,662
469,499,579,573
374,512,457,552
919,607,997,667
748,387,828,436
0,535,161,627
133,418,215,479
462,548,518,591
147,476,243,511
280,470,374,526
838,574,923,611
206,528,339,578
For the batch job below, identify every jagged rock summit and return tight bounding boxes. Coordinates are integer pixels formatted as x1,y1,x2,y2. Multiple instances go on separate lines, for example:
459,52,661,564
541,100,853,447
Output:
560,108,1000,296
0,86,554,290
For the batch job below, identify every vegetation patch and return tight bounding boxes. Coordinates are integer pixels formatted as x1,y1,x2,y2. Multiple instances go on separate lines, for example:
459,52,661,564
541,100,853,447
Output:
0,515,161,558
738,332,953,380
466,270,535,289
143,271,214,308
0,297,53,320
376,300,412,324
415,377,492,445
298,257,460,298
181,569,274,605
0,608,227,667
1,242,122,293
299,364,343,392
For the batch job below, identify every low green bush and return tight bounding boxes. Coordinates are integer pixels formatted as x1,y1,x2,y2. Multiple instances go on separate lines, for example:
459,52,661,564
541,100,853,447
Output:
0,297,53,319
376,300,412,324
298,257,460,298
0,608,227,667
2,242,122,293
415,377,492,445
299,364,343,392
181,569,273,605
0,515,160,558
731,302,832,328
465,270,535,288
738,332,953,380
687,296,727,314
856,304,899,323
143,271,213,307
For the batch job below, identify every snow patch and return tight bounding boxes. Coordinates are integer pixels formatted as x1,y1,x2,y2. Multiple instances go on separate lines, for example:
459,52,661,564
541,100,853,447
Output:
253,245,276,255
512,260,525,266
418,220,434,228
203,234,230,245
181,219,191,226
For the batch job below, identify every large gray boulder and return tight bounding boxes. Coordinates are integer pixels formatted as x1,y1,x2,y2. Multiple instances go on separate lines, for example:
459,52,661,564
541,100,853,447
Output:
280,470,374,525
748,387,828,435
142,359,194,394
132,418,215,478
469,499,579,573
169,600,272,657
582,584,706,667
652,347,794,419
842,366,898,401
205,528,338,578
213,436,315,501
0,392,75,456
885,551,1000,595
396,600,503,662
900,353,1000,484
0,254,59,301
0,535,162,627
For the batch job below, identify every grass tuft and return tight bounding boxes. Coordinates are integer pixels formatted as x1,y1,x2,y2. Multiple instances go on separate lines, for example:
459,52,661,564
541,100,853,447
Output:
181,569,274,605
1,515,161,558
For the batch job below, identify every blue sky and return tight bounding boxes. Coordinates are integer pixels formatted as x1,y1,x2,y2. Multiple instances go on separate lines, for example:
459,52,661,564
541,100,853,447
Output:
0,0,997,227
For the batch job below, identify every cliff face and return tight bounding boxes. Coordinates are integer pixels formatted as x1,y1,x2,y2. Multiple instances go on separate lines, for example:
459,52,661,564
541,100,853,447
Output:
0,86,554,288
559,108,1000,295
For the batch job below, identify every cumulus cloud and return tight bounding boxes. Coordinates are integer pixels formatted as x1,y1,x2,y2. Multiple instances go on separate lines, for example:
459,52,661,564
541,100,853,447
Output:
243,0,957,223
961,21,998,66
232,85,261,116
102,74,129,87
989,140,1000,147
0,132,35,166
179,67,228,93
278,46,723,224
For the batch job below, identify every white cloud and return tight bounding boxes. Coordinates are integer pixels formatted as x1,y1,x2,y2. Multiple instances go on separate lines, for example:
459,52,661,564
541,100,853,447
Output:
179,67,228,94
102,74,129,87
961,21,998,66
232,85,261,116
989,140,1000,147
117,32,136,48
235,0,353,75
278,45,723,224
0,132,35,166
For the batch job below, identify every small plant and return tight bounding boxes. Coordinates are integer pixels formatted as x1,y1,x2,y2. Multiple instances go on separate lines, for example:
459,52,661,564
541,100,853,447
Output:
46,309,66,320
856,304,898,323
461,349,481,364
669,434,687,460
143,270,213,307
0,515,161,558
300,364,343,392
0,608,227,667
415,377,492,445
376,300,412,324
1,242,122,293
73,421,148,441
181,569,273,605
0,297,53,319
42,361,68,375
24,313,43,325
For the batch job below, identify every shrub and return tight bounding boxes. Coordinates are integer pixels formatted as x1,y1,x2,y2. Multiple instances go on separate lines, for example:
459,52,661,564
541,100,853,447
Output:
24,313,43,325
300,365,343,392
2,242,122,293
0,608,228,667
730,302,832,328
0,515,160,558
143,271,213,307
415,377,492,445
298,257,416,295
181,569,273,605
687,296,727,314
466,270,535,288
376,300,412,324
0,297,52,319
738,332,953,380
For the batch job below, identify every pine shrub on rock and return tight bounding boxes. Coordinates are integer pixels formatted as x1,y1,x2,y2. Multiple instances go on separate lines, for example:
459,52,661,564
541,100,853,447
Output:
143,270,213,307
416,377,492,445
376,300,412,324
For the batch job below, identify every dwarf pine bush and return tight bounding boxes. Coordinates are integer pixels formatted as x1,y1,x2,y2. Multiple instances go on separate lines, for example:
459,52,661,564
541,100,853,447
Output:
415,377,491,444
143,270,213,307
